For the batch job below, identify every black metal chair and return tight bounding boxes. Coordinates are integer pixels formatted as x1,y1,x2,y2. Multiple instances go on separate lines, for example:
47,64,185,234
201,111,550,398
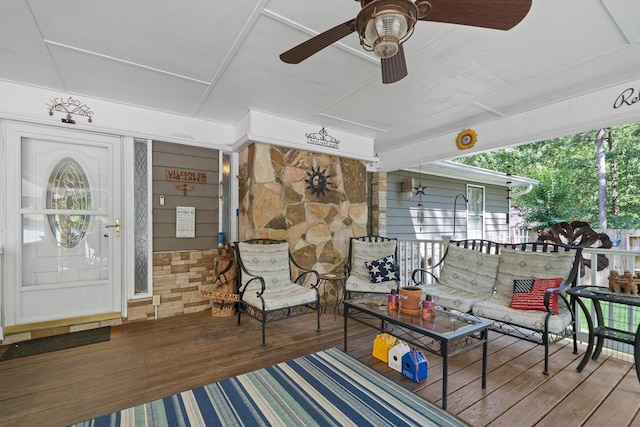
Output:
234,239,321,345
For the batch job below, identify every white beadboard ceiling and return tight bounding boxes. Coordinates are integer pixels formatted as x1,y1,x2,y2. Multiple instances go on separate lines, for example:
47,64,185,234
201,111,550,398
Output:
1,0,639,169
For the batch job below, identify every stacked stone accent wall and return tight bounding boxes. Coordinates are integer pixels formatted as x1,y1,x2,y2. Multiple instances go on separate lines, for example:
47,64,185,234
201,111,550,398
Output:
238,143,369,275
127,249,226,321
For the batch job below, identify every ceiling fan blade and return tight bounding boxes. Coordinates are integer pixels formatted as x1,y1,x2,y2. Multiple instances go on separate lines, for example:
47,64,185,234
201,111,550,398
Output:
280,19,356,64
381,44,408,84
420,0,532,30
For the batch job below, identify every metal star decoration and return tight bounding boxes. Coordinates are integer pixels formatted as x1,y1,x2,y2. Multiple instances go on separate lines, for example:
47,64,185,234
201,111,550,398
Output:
413,183,427,196
414,183,426,207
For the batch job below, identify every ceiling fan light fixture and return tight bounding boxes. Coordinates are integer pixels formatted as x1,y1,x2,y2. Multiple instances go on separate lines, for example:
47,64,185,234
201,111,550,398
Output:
356,0,419,59
365,12,406,58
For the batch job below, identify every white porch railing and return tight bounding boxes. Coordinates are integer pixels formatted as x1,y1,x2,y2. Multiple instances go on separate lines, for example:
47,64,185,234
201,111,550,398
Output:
396,239,640,361
396,239,444,287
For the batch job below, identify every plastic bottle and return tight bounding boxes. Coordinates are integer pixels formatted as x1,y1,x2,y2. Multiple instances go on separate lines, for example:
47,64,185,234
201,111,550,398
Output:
421,295,436,321
387,289,399,312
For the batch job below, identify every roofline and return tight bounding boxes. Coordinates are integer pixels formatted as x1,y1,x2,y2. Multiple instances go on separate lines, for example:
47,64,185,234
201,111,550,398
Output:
403,160,539,192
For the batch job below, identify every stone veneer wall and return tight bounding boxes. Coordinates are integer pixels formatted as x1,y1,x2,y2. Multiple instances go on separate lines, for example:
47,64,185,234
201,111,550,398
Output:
127,249,227,321
238,143,368,275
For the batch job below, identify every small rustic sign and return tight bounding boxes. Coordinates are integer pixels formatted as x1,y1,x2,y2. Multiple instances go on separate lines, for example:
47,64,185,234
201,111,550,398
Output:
165,169,207,183
198,289,240,302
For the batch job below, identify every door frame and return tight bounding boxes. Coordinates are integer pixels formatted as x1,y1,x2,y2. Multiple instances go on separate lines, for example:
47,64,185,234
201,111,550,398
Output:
2,121,127,328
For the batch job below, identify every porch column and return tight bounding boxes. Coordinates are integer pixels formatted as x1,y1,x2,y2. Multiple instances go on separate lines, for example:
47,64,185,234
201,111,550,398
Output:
371,171,387,236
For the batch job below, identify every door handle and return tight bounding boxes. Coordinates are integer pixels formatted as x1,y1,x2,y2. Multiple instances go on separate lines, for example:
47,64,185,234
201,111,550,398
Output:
105,218,120,237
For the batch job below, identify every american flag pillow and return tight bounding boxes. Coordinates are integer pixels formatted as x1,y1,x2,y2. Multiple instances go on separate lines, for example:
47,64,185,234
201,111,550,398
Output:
509,278,563,314
365,256,398,283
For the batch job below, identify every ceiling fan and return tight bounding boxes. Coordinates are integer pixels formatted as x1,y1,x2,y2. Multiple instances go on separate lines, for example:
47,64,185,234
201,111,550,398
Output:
280,0,532,84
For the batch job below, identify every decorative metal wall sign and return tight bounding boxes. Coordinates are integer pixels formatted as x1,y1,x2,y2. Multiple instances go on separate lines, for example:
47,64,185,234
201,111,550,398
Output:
46,96,94,124
46,157,91,248
306,127,340,149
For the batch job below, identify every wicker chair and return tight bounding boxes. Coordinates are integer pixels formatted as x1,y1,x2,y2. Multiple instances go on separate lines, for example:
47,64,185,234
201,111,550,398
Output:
344,236,400,298
234,239,321,345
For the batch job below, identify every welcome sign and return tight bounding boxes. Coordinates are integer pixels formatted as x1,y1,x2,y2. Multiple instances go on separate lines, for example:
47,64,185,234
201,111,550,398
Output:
165,169,207,183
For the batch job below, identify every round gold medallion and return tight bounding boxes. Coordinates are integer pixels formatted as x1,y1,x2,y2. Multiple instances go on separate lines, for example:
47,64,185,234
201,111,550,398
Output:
456,129,477,150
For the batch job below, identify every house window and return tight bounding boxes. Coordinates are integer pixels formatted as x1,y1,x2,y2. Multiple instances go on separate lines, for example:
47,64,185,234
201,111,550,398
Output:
467,185,485,239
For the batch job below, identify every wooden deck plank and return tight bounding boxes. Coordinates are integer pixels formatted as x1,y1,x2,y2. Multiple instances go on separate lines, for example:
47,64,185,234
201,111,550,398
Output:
453,339,582,426
538,357,638,427
0,307,637,427
436,336,543,414
484,348,605,426
582,363,640,427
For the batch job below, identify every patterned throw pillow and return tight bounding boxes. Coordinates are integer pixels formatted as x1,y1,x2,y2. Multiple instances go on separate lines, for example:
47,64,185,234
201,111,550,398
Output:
509,278,563,314
365,256,398,283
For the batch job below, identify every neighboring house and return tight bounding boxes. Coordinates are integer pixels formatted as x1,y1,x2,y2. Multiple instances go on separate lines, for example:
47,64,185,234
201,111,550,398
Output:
387,161,538,243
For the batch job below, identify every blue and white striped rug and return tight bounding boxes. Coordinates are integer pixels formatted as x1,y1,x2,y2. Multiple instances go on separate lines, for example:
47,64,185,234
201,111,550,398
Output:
70,347,468,426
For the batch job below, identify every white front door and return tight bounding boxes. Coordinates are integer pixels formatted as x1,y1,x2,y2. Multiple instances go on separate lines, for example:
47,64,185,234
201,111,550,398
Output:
4,123,122,327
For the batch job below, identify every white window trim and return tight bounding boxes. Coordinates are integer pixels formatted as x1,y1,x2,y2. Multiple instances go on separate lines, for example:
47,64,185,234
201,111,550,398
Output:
467,184,486,239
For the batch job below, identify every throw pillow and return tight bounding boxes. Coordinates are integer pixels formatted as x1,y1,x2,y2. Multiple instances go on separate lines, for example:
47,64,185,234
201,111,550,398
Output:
365,256,398,283
509,278,563,314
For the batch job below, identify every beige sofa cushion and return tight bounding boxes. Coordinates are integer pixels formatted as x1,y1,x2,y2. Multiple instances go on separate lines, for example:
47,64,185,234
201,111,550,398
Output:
438,244,500,296
494,247,575,298
420,283,489,313
472,293,573,334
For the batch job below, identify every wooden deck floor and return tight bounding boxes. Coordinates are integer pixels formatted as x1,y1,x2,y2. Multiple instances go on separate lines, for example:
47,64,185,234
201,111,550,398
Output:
1,307,639,426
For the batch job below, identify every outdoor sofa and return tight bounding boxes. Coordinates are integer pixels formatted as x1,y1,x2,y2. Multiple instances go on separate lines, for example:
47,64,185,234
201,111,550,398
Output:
411,239,583,374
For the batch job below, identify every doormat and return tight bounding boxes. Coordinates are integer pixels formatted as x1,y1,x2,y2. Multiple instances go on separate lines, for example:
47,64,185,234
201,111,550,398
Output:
0,326,110,361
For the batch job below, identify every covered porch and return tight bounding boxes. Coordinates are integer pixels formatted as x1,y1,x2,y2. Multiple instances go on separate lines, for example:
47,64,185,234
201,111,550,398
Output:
0,306,637,426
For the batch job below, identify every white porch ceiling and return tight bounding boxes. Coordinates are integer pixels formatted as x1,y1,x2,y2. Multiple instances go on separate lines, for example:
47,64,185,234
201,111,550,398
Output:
1,0,639,169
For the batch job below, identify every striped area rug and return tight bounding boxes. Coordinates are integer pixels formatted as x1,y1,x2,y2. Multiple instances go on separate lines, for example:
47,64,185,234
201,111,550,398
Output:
70,347,468,427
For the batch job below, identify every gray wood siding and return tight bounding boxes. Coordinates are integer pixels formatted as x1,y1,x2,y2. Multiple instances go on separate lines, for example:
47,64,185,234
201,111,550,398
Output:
386,171,509,240
152,141,219,251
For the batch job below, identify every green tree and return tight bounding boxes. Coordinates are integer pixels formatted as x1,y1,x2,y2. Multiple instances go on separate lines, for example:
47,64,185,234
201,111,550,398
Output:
454,121,640,231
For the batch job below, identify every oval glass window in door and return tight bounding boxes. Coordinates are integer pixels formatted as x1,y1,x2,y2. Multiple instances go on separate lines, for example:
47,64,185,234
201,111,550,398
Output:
46,157,92,248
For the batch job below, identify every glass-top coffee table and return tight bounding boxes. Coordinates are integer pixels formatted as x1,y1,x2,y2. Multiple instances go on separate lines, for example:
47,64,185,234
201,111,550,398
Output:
344,296,490,410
